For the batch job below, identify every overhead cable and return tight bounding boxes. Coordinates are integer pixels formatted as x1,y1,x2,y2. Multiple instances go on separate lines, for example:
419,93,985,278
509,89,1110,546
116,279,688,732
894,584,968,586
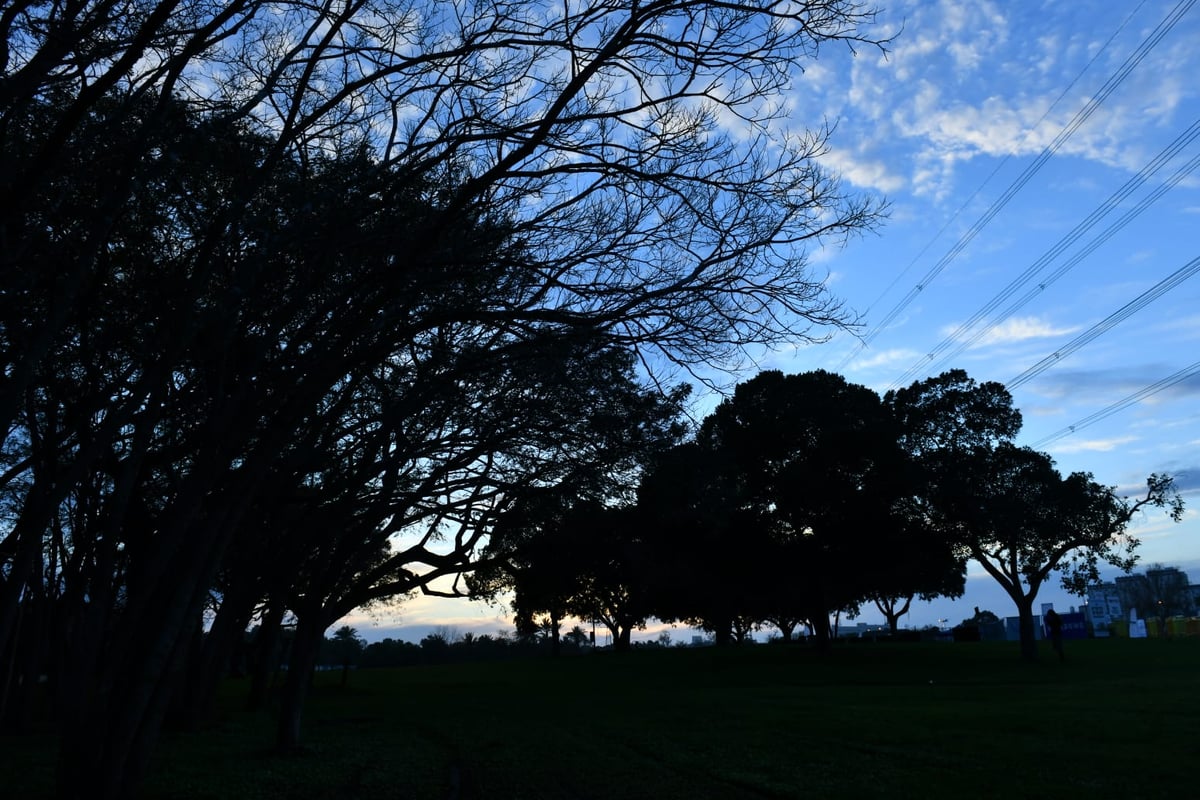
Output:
1030,360,1200,448
889,120,1200,389
839,0,1195,371
1007,254,1200,390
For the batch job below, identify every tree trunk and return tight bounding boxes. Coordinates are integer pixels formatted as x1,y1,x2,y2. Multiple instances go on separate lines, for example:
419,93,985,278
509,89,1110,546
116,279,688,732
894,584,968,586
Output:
55,488,246,800
246,601,286,712
56,603,205,800
810,613,832,651
710,614,732,647
173,586,257,730
1016,597,1038,662
276,612,324,751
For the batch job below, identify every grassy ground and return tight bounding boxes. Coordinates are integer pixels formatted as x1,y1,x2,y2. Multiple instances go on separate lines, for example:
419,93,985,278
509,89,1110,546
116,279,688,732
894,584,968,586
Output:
5,638,1198,798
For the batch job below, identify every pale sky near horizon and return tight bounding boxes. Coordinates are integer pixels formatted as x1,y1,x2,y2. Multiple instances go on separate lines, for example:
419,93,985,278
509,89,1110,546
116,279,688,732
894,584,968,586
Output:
345,0,1200,644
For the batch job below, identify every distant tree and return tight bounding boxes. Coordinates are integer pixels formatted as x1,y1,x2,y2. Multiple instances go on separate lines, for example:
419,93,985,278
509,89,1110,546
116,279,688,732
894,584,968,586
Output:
563,626,591,650
964,608,1001,625
323,626,367,687
359,638,411,668
935,444,1183,660
564,506,660,652
763,614,808,643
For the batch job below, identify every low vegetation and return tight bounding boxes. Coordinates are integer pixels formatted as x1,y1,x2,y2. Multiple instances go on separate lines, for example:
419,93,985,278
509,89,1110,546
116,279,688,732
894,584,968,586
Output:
5,638,1197,799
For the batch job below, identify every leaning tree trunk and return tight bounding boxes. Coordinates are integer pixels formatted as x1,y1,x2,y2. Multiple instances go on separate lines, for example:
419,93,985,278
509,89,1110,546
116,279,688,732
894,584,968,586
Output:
246,600,287,712
173,585,258,730
276,612,326,751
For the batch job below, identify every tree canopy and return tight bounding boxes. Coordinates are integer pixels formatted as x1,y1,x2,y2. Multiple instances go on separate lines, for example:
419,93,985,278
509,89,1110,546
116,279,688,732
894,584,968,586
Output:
1,2,888,796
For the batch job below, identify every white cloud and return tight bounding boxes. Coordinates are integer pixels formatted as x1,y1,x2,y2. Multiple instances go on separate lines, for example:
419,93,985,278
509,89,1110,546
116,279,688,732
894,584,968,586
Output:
821,146,905,193
1051,435,1138,454
958,316,1081,347
849,347,921,370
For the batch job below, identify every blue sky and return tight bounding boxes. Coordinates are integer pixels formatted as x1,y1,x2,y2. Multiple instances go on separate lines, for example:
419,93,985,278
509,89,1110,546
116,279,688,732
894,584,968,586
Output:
346,0,1200,643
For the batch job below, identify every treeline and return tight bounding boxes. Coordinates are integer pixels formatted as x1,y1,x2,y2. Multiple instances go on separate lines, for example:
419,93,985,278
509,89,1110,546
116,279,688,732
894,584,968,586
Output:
474,369,1182,660
0,2,891,798
319,626,598,671
0,2,1184,799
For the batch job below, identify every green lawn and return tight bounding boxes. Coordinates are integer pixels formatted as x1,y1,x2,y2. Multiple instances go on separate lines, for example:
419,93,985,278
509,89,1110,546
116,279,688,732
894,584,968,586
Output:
6,638,1199,798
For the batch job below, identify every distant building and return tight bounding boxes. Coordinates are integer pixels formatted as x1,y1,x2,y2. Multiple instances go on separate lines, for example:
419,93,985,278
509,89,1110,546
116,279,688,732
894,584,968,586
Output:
835,622,885,639
1087,584,1123,634
1115,566,1194,619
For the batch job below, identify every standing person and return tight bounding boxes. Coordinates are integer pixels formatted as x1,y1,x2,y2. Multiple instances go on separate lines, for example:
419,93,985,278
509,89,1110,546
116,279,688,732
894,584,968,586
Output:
1044,608,1064,661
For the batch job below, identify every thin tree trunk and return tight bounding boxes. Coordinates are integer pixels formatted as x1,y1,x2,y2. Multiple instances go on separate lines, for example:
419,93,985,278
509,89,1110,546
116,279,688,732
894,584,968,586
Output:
276,613,324,751
246,601,286,712
174,585,257,730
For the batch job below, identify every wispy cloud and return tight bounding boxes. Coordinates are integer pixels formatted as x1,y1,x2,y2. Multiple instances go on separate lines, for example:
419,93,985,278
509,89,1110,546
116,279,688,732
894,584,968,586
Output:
850,347,921,370
820,146,905,193
828,0,1199,200
1051,435,1138,454
940,315,1080,348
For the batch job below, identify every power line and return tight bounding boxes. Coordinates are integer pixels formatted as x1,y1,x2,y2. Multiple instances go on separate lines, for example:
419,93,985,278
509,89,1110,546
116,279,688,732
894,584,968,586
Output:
888,119,1200,389
850,0,1150,326
1007,254,1200,390
839,0,1196,371
1030,360,1200,448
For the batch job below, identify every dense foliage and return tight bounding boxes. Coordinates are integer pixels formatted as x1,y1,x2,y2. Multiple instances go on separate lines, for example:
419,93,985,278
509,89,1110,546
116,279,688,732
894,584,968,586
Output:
0,2,890,796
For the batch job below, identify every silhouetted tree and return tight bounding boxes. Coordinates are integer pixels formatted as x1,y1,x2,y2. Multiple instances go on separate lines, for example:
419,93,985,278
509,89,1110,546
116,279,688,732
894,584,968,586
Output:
935,444,1183,660
323,626,366,687
634,443,757,646
695,370,912,647
564,506,662,652
866,370,1023,632
0,2,887,795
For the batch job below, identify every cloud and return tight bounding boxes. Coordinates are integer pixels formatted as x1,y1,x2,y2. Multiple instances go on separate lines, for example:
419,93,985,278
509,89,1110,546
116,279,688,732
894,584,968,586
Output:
1162,467,1200,494
1030,366,1200,402
831,0,1200,201
1152,313,1200,339
849,347,921,370
940,315,1080,348
1050,435,1138,455
820,146,905,193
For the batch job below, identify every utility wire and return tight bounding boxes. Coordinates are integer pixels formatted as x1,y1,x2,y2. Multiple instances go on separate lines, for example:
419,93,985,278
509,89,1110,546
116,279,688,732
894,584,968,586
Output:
1030,360,1200,448
850,0,1149,325
839,0,1194,371
889,120,1200,389
1007,254,1200,390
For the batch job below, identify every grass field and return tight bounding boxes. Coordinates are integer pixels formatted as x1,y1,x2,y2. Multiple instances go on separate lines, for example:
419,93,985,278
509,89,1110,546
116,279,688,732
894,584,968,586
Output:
4,638,1198,798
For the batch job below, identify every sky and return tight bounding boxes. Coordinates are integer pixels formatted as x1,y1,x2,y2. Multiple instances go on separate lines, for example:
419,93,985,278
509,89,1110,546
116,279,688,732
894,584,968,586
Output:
345,0,1200,644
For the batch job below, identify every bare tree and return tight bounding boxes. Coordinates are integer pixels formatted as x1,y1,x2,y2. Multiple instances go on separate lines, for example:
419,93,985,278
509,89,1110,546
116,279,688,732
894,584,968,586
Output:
0,2,888,797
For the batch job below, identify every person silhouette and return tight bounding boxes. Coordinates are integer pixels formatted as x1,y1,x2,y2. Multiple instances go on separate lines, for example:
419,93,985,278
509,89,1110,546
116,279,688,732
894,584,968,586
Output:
1044,608,1064,661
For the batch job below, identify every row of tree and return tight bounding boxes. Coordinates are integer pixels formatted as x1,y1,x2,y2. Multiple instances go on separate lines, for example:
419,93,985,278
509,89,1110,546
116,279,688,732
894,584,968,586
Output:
477,370,1183,661
0,2,888,797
